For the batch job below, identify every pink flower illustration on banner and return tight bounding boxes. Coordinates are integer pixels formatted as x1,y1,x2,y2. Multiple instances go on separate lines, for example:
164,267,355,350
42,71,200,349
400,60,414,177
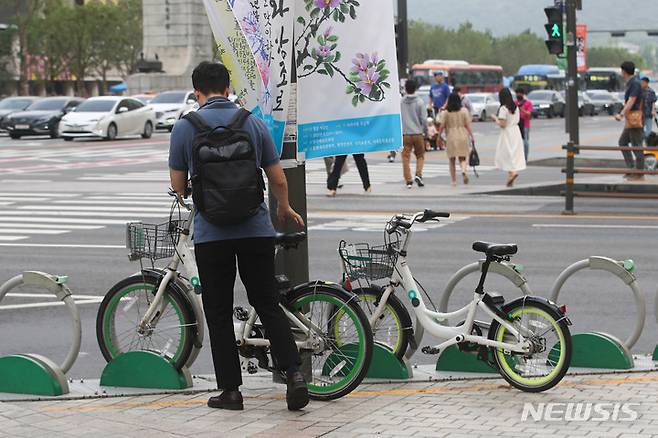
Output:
358,69,380,96
317,44,331,59
351,53,369,74
314,0,340,9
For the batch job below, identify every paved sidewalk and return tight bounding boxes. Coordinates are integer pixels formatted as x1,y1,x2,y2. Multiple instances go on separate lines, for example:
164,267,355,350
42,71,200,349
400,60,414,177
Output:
2,371,658,438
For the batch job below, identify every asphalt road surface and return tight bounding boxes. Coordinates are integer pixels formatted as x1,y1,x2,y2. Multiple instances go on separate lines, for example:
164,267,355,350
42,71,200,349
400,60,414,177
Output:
0,117,656,379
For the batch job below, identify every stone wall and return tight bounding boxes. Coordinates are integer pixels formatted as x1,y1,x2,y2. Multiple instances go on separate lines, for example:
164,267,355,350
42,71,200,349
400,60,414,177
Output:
128,0,214,94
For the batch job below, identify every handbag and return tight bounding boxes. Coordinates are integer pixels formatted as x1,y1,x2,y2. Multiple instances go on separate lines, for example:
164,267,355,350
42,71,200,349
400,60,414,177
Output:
625,100,644,129
469,139,480,177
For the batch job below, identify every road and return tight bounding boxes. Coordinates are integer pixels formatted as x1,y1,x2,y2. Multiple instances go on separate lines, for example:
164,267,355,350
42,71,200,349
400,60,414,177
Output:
0,116,656,379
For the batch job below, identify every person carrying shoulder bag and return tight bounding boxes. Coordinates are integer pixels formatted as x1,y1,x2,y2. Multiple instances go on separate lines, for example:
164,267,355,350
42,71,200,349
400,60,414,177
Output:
615,61,645,179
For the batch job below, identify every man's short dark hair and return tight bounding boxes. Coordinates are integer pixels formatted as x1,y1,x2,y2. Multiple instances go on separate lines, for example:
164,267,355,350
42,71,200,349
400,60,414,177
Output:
192,61,230,95
515,87,526,95
620,61,635,76
405,79,417,95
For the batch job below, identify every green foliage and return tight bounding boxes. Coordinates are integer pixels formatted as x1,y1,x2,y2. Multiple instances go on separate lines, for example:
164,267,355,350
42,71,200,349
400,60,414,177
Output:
587,46,645,69
408,21,555,75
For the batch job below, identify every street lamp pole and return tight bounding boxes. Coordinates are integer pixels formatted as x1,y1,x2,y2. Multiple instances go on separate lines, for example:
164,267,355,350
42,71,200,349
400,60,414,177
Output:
396,0,409,78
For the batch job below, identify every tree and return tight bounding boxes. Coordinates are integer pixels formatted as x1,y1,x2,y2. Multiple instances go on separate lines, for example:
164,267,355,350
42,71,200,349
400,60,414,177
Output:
587,47,645,69
1,0,44,95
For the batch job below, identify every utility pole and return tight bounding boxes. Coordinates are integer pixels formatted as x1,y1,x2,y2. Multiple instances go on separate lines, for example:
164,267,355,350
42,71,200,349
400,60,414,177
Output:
563,0,581,214
396,0,409,79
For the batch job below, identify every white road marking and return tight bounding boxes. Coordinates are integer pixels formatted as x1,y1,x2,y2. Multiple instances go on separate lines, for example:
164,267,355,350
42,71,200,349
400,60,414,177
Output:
0,217,131,225
0,236,27,241
0,243,124,249
0,223,102,230
20,206,172,213
0,229,69,234
0,298,103,311
532,224,658,230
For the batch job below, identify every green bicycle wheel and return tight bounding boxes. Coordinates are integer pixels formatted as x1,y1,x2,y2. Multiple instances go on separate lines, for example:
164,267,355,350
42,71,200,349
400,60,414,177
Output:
96,273,196,370
336,287,411,359
287,284,373,400
489,297,572,392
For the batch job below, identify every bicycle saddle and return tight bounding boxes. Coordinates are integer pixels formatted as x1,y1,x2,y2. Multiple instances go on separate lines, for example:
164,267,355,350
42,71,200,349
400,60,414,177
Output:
472,241,518,256
274,232,307,248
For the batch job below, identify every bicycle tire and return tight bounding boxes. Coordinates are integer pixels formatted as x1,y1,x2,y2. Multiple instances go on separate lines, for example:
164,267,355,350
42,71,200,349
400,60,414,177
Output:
350,287,412,359
96,273,196,371
488,296,572,393
286,282,373,401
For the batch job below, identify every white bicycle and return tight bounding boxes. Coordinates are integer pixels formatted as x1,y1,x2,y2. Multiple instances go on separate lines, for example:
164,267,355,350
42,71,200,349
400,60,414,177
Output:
96,191,374,400
339,210,573,392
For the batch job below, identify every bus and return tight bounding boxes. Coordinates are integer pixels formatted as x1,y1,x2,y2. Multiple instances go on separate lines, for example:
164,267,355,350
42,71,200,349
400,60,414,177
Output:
513,64,565,91
410,62,504,93
585,68,625,92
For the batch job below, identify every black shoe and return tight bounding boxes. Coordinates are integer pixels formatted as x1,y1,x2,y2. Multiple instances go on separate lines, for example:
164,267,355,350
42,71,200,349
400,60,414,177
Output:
207,390,244,410
286,371,309,411
414,175,425,187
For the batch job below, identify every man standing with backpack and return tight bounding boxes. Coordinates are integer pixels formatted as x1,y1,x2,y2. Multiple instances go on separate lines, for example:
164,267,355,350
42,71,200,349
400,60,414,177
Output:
169,61,308,411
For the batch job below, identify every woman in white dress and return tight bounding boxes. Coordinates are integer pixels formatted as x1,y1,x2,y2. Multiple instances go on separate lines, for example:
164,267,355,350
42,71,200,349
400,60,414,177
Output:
493,88,526,186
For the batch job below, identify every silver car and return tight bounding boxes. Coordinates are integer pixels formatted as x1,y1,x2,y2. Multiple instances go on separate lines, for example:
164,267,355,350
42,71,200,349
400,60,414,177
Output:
467,93,500,121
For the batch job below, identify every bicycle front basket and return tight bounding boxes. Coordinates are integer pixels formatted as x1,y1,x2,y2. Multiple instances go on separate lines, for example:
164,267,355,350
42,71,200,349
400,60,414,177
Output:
339,242,398,281
126,221,183,261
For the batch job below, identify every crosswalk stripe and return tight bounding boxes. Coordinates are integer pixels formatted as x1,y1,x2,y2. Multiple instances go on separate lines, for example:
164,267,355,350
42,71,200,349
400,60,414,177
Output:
0,216,134,224
0,223,102,230
0,236,28,241
52,200,174,206
19,206,172,213
0,229,69,234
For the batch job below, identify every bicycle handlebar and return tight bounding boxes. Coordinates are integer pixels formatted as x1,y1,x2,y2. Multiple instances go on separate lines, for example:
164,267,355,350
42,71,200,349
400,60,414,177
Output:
168,189,193,211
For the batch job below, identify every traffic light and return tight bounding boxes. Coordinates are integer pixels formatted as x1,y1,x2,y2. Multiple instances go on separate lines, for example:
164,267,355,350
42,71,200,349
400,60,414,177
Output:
544,6,564,55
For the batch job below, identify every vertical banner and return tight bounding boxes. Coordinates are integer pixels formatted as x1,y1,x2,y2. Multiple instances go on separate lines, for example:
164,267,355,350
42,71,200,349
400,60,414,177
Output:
202,0,262,114
227,0,295,154
576,24,587,72
294,0,403,159
202,0,294,154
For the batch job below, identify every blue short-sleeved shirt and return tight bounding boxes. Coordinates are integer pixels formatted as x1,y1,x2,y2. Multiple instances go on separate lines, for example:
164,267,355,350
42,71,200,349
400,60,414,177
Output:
624,76,642,111
643,88,656,118
430,82,450,109
168,96,278,244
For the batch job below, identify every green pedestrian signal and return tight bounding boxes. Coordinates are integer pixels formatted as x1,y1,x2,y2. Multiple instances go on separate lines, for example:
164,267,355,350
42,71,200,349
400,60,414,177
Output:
544,6,564,55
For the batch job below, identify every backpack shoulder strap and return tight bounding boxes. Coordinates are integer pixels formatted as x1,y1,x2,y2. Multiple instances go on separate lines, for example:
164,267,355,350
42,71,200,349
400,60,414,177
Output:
183,111,211,133
227,108,252,130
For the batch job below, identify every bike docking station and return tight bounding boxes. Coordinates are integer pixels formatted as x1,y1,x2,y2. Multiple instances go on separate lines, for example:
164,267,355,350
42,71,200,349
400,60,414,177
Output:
99,351,193,390
0,272,80,396
433,260,531,374
430,256,654,375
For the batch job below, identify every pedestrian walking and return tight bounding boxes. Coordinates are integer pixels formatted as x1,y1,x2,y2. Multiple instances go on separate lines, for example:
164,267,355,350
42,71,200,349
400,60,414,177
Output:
640,76,657,142
437,92,474,186
454,86,474,117
429,70,450,115
169,61,309,411
326,154,371,197
615,61,645,179
493,88,526,187
400,79,427,188
515,88,533,161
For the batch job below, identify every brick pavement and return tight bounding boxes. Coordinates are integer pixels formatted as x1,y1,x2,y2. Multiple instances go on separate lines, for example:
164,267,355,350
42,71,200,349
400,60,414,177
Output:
1,371,657,438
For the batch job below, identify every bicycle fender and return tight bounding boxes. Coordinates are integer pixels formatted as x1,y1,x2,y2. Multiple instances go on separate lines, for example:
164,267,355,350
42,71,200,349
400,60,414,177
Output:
287,280,361,304
139,268,203,348
487,295,569,342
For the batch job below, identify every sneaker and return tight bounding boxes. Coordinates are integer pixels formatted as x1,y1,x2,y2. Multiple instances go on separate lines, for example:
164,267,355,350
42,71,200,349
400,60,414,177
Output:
387,155,395,163
207,390,244,410
414,176,425,187
406,182,413,189
286,371,309,411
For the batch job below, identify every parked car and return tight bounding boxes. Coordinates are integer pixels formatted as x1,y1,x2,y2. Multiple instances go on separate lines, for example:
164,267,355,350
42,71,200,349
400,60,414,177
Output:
150,90,197,131
527,90,565,118
3,97,83,139
467,93,500,121
59,96,155,141
131,93,156,105
0,96,41,132
585,90,623,115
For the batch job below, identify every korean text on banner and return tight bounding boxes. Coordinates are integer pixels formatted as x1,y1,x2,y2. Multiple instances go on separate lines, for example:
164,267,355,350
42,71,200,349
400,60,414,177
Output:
294,0,403,160
576,24,587,72
228,0,295,155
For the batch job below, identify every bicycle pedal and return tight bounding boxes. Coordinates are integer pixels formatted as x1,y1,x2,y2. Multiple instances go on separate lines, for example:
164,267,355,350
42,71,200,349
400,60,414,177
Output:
421,346,440,355
233,306,249,321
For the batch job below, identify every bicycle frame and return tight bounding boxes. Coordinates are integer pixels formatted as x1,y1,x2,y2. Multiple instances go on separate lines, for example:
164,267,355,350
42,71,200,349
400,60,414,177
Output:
366,221,531,355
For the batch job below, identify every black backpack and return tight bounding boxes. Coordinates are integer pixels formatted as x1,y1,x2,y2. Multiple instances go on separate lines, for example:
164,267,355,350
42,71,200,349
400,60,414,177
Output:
183,109,265,225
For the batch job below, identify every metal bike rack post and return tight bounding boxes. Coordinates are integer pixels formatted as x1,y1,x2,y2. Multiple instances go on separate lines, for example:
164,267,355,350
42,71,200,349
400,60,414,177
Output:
0,272,81,396
549,256,644,369
408,260,531,361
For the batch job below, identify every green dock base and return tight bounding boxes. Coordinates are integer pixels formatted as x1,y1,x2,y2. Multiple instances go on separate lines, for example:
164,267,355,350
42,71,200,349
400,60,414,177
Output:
0,354,69,396
551,332,634,370
653,345,658,361
100,351,193,390
435,345,497,374
322,342,411,380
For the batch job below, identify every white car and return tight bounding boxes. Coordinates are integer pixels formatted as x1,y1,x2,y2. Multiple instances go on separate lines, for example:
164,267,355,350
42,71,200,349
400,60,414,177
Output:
150,90,197,131
467,93,500,121
59,96,156,141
